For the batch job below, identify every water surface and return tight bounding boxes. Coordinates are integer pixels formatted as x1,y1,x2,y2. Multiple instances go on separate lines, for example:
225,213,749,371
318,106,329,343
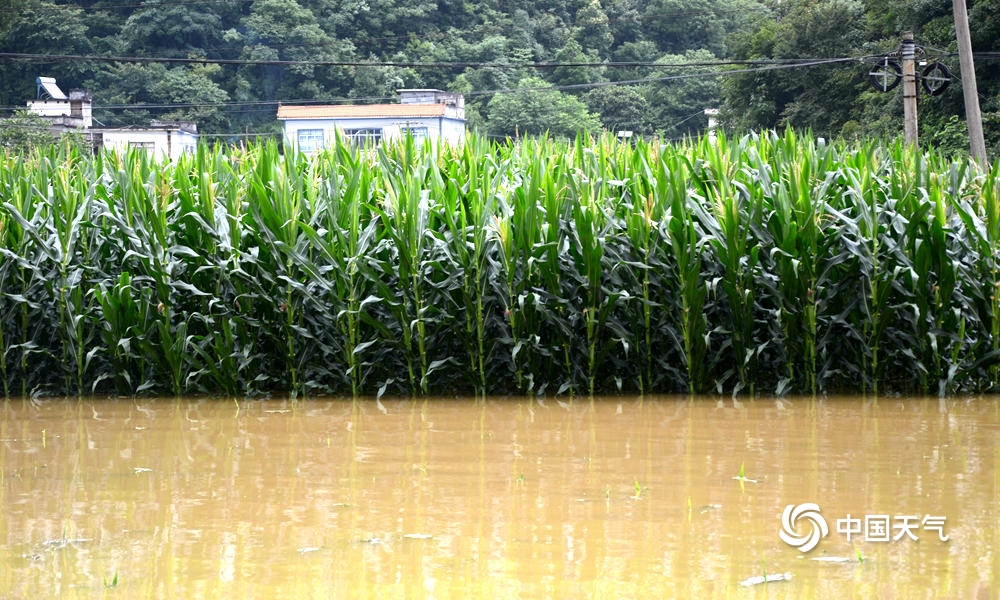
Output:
0,396,996,598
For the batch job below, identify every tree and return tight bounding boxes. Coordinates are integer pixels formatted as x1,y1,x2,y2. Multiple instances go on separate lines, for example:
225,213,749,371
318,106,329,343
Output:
643,0,729,56
582,85,653,134
486,76,601,138
549,39,603,87
603,0,644,48
87,63,232,133
722,0,866,137
575,0,614,55
350,57,423,100
240,0,356,100
0,109,59,153
0,0,26,41
643,50,722,139
121,3,225,57
0,2,94,108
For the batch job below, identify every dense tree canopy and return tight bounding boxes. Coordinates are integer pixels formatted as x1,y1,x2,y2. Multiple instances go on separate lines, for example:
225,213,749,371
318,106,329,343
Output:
0,0,997,154
486,76,601,138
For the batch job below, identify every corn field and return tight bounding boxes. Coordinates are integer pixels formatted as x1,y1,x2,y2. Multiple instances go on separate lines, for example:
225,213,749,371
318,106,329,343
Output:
2,131,1000,398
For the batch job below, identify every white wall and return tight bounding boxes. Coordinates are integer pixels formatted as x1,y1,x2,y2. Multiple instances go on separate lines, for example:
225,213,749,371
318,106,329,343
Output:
283,116,466,154
26,99,93,128
100,129,198,160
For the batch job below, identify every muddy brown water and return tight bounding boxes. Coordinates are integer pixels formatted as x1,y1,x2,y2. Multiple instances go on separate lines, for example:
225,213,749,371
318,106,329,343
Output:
0,396,996,598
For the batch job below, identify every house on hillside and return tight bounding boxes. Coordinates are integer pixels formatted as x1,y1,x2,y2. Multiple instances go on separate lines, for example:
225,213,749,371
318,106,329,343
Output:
277,89,466,154
25,77,93,133
92,121,199,160
13,76,200,157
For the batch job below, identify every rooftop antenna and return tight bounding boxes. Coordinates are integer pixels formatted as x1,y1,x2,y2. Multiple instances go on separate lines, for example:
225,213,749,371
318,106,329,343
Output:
36,76,67,100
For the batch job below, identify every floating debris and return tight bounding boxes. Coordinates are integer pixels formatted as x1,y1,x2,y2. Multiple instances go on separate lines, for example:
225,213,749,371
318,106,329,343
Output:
133,467,152,474
402,533,432,540
358,537,384,545
41,538,91,550
811,556,856,563
297,546,322,554
699,504,723,513
739,572,792,587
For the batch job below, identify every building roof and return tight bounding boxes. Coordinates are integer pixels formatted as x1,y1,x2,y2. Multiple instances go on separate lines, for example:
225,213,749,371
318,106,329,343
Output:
277,103,449,120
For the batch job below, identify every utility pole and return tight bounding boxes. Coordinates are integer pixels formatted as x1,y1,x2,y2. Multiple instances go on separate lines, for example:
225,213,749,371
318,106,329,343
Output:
901,32,919,148
952,0,988,165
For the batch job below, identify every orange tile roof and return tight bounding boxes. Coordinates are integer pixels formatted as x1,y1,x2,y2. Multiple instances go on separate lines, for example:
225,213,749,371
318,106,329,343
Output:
277,103,447,120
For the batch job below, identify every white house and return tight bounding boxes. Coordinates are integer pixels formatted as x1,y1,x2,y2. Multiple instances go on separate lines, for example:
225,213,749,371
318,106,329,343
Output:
92,121,199,160
24,77,93,133
17,77,200,158
277,89,466,154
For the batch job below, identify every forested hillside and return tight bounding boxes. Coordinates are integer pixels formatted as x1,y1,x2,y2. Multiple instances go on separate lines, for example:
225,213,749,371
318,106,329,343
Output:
0,0,998,152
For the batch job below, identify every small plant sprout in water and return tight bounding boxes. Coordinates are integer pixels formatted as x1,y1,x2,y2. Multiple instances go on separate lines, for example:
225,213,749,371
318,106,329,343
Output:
104,570,118,588
739,559,792,587
855,544,865,564
633,481,642,499
733,462,758,484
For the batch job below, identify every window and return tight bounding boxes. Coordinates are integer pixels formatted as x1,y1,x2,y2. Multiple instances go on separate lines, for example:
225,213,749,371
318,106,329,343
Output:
343,127,383,148
129,141,155,151
297,129,325,154
401,127,427,141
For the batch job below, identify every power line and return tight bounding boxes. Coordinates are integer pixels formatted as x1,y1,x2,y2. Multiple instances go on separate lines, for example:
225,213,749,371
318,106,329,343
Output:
2,55,873,139
0,56,868,116
465,57,868,97
0,51,862,70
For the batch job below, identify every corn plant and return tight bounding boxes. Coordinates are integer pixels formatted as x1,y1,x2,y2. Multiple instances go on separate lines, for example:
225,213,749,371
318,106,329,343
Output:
659,146,711,394
0,151,51,396
245,142,316,396
300,142,383,397
834,143,896,394
435,137,503,395
566,135,620,396
4,132,1000,398
953,160,1000,389
751,131,841,395
620,143,661,394
701,136,763,394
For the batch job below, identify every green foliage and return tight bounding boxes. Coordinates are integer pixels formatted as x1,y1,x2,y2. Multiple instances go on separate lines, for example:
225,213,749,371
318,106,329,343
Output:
723,0,866,137
583,86,653,135
0,1,93,107
643,0,728,56
643,49,723,139
486,77,601,139
0,0,998,159
3,131,1000,398
0,110,57,153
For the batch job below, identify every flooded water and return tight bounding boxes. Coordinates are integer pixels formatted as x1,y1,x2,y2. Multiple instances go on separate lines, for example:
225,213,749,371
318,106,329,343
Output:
0,396,997,598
